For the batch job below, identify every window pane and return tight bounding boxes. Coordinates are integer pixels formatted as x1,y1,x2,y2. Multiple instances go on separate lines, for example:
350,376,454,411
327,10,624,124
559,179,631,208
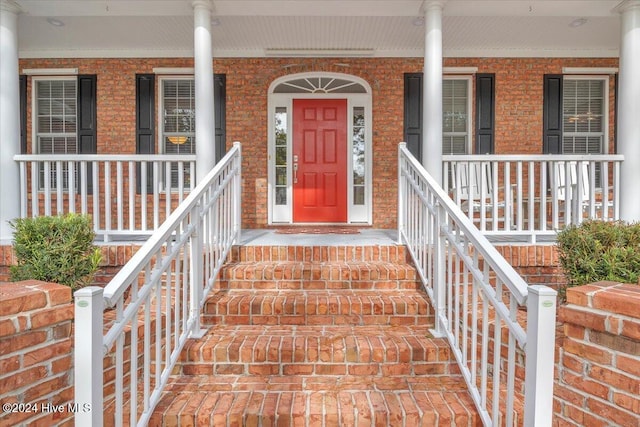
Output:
352,107,365,205
274,107,288,205
165,136,195,154
353,186,365,205
276,147,287,166
443,79,468,152
162,79,196,188
443,135,467,155
563,78,605,150
275,187,287,205
276,166,287,186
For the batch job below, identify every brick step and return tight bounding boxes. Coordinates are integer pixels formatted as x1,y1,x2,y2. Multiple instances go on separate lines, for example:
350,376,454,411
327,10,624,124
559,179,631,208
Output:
217,261,421,290
202,290,432,326
179,325,454,376
228,244,410,263
147,375,481,426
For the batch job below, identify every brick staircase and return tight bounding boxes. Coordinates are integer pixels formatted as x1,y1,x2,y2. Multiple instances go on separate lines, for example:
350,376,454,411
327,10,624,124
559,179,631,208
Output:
151,244,480,426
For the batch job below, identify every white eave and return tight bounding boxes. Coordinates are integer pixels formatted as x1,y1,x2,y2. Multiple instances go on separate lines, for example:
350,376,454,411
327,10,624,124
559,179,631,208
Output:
14,0,623,59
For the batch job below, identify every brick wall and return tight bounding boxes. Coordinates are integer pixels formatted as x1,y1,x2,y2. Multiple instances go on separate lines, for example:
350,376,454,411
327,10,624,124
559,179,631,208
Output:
0,281,74,427
495,244,566,290
18,57,618,229
554,282,640,426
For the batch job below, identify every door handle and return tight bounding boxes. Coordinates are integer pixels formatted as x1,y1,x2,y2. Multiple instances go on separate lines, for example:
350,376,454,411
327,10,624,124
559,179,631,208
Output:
293,162,298,183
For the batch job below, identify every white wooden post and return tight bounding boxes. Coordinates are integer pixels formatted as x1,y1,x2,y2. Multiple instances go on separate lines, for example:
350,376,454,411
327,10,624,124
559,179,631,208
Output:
617,0,640,222
189,202,206,338
74,287,104,427
398,142,406,244
0,0,22,241
422,1,444,185
431,201,446,337
524,285,557,426
233,141,242,243
192,0,216,183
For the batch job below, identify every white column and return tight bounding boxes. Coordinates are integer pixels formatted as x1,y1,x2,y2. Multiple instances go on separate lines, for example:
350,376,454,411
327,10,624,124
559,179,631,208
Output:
0,0,22,241
192,0,216,183
422,1,444,185
617,0,640,222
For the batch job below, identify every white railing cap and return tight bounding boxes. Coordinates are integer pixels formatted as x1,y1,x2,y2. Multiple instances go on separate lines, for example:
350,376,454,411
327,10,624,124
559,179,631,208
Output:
443,154,624,162
14,154,197,162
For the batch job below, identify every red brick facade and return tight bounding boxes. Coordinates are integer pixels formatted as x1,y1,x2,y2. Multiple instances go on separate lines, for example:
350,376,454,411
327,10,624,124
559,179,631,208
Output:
18,57,619,229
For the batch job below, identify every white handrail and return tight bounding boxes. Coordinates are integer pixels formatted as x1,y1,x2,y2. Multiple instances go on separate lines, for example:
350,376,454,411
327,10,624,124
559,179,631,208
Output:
399,143,557,426
74,143,242,427
443,154,623,243
14,153,197,241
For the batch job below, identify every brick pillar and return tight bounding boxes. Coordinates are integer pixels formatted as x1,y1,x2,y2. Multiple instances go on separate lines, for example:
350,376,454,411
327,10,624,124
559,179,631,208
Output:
0,281,74,426
555,282,640,426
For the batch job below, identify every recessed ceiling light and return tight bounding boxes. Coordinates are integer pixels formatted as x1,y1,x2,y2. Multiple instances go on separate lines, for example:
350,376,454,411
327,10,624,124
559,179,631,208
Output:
569,17,588,28
211,18,221,26
413,17,425,27
46,17,65,27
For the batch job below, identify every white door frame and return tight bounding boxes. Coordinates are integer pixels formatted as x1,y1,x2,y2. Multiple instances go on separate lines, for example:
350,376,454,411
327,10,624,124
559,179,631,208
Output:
267,72,372,224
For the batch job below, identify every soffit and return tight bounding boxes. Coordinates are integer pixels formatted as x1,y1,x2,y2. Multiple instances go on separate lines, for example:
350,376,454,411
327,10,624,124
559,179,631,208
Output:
14,0,623,58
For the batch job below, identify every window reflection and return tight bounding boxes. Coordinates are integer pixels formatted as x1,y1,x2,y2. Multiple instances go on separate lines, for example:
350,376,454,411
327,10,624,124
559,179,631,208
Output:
275,108,288,205
352,107,365,205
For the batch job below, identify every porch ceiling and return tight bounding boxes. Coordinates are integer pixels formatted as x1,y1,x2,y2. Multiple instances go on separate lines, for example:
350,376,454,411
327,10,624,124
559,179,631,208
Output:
14,0,622,58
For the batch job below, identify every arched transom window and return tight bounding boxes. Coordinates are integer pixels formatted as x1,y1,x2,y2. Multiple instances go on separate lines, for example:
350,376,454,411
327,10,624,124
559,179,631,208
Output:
273,76,368,94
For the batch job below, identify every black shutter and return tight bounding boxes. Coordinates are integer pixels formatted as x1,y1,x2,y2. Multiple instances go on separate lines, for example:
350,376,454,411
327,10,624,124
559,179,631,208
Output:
404,73,423,162
543,75,563,154
475,73,495,154
136,74,155,193
19,75,27,154
77,75,97,193
214,74,226,163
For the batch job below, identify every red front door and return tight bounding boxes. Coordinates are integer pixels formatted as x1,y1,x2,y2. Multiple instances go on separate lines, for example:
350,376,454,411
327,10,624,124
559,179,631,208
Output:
293,99,348,223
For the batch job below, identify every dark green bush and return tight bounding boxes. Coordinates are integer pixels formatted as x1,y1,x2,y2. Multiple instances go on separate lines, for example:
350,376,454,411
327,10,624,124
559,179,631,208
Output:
10,214,102,290
556,220,640,299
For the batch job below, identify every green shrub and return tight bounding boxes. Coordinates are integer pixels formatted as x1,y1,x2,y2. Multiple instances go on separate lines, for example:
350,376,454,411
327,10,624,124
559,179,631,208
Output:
10,214,102,290
556,220,640,299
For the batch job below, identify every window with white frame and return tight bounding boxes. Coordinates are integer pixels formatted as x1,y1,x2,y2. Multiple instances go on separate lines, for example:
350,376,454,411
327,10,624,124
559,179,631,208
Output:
562,77,607,155
442,77,471,155
161,78,195,188
563,77,607,186
34,78,77,189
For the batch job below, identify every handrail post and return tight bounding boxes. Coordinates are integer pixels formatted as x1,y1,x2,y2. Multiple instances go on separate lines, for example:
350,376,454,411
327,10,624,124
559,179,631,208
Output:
524,285,557,426
189,202,206,338
233,141,242,243
398,142,406,244
74,287,104,427
432,201,446,337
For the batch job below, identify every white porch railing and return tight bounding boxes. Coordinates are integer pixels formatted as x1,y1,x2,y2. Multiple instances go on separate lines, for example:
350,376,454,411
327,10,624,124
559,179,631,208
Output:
399,143,557,426
443,154,624,243
14,153,197,241
73,142,241,427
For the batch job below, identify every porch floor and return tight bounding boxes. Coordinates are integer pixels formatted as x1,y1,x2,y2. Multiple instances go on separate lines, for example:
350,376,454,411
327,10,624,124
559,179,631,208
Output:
239,228,398,246
237,228,557,246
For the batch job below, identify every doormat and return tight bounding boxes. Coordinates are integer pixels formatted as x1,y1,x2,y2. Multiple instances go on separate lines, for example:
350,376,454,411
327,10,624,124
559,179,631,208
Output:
274,227,360,235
